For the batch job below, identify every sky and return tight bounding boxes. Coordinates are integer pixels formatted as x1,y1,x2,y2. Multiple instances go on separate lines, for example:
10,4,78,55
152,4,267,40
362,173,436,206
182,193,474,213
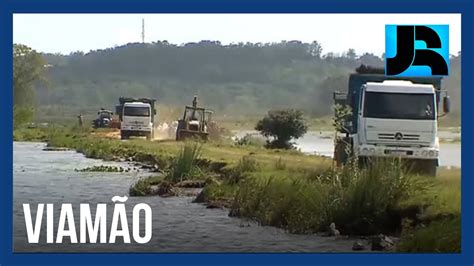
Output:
13,14,461,56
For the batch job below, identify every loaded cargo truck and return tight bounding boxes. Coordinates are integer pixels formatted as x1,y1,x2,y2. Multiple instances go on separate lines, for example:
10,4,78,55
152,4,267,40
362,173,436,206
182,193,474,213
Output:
333,67,451,176
115,97,157,140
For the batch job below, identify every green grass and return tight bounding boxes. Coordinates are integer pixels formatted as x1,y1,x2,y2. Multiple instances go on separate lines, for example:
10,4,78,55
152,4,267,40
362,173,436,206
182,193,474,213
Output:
398,167,460,219
13,126,50,142
75,165,129,172
129,175,164,196
203,157,460,252
165,142,204,183
201,182,237,203
397,216,461,253
396,167,460,252
36,126,331,171
224,155,260,184
229,158,432,235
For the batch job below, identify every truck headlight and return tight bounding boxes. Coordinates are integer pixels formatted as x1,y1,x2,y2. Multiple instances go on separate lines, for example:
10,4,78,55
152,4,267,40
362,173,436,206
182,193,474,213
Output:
369,148,376,154
361,148,368,154
429,150,436,157
422,151,429,157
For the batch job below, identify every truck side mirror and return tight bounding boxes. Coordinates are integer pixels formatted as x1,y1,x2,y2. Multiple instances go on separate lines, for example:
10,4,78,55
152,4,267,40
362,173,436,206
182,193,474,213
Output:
154,109,157,115
443,96,451,114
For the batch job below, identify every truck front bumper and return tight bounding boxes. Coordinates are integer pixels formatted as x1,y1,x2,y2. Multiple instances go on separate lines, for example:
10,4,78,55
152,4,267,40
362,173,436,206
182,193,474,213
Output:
357,144,438,160
121,125,152,133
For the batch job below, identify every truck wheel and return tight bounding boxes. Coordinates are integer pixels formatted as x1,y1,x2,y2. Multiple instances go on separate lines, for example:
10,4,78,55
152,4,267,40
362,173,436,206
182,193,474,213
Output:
412,159,437,176
422,159,438,177
146,132,152,141
121,132,128,140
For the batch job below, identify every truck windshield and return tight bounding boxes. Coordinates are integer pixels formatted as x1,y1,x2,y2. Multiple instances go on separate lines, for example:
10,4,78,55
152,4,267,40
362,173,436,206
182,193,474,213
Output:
363,92,435,120
123,106,150,117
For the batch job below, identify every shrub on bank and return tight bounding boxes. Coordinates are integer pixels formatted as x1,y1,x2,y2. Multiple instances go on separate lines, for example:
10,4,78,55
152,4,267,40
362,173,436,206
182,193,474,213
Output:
231,158,431,235
165,142,203,182
129,175,163,196
234,133,266,147
13,126,48,142
225,155,260,184
397,216,460,252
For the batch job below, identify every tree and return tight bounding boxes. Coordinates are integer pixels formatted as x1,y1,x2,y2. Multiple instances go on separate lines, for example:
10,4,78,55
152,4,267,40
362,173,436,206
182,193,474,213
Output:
13,44,47,127
346,48,356,60
359,53,384,68
308,41,323,58
14,44,47,106
255,109,308,149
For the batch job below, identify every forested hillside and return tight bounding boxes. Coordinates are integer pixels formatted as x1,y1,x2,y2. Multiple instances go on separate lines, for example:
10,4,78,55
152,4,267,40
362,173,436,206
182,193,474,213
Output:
35,41,460,118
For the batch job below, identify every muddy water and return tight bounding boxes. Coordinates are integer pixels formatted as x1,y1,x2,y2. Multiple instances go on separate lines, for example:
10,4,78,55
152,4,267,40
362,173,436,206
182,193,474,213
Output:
13,142,357,253
235,130,461,168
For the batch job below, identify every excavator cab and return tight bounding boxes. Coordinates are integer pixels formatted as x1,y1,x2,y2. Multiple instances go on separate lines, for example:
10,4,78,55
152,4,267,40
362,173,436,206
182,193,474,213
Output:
176,96,212,141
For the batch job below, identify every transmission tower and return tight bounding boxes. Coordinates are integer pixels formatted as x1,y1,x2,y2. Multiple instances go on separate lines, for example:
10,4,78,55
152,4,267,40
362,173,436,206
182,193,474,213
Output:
141,18,145,43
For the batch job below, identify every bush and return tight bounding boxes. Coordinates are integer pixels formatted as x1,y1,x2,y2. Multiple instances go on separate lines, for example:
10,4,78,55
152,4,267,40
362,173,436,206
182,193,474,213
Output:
329,158,429,234
13,127,49,142
13,106,34,129
234,133,266,147
397,216,460,252
234,173,329,232
166,142,203,183
129,175,163,196
255,109,308,149
226,155,259,184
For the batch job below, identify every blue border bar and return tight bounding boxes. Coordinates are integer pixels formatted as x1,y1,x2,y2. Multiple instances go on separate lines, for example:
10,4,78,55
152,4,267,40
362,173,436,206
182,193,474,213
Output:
1,0,472,265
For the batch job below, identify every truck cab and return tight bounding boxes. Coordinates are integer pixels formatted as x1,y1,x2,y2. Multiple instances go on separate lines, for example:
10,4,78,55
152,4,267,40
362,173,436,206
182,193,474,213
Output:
116,97,157,140
333,69,450,176
355,81,439,174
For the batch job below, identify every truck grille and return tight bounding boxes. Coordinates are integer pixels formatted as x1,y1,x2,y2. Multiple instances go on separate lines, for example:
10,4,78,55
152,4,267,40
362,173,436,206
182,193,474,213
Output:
378,133,420,141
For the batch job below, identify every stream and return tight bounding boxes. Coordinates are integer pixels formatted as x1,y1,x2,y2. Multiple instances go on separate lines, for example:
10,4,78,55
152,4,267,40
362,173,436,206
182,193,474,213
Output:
13,142,358,253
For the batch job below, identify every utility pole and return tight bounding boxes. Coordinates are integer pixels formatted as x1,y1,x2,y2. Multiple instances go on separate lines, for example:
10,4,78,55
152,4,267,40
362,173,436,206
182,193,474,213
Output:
141,18,145,43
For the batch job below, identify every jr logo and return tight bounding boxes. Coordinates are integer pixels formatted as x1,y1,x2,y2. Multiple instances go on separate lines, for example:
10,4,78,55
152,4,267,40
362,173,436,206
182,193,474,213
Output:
385,25,449,76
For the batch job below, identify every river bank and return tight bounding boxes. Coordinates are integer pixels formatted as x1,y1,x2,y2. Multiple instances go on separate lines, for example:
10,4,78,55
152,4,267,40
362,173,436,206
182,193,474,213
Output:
14,142,362,252
14,126,461,252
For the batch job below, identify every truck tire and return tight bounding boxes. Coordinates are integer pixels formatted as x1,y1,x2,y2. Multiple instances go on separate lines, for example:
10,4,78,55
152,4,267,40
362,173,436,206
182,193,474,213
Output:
120,132,129,140
421,159,438,177
146,132,152,141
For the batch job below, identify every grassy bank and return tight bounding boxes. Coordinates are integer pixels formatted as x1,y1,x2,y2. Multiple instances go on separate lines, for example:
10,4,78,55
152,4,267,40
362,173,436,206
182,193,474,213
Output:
14,126,461,252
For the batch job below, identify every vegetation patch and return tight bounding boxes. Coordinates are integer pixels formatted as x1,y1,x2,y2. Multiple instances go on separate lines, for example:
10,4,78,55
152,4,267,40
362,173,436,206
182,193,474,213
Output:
234,133,266,147
13,126,50,142
255,109,308,149
397,216,460,253
165,142,204,182
75,165,133,173
129,175,164,196
202,157,460,252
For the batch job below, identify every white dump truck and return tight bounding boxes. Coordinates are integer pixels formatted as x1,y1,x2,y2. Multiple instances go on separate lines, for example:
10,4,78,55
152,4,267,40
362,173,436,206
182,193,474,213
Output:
333,68,450,176
116,97,157,140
